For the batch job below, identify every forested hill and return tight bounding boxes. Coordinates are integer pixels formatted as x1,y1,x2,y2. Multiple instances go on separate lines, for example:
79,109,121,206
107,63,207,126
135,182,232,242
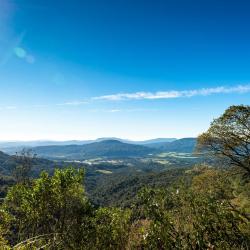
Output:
0,151,16,175
160,137,197,152
87,167,188,207
0,151,60,176
32,140,157,160
0,151,9,163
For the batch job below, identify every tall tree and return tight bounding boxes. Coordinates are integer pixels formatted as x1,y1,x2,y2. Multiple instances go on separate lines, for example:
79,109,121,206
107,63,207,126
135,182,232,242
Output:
197,105,250,177
13,149,36,184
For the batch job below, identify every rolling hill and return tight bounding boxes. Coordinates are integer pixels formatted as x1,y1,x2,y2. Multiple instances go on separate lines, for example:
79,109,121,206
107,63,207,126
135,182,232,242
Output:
1,138,197,160
0,150,62,176
0,151,17,175
0,138,176,154
158,138,197,153
32,140,157,160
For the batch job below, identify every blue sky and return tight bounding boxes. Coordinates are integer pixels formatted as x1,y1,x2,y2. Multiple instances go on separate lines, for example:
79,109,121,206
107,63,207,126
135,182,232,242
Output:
0,0,250,140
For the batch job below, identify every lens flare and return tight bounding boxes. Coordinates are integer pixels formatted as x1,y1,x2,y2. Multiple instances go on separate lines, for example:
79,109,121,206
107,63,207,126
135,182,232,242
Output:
14,47,26,58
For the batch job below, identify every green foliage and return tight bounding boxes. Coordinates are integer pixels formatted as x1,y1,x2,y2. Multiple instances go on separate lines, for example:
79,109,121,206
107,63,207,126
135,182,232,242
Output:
197,105,250,177
12,149,35,184
0,168,133,249
0,166,249,249
0,237,10,250
89,168,187,207
0,175,15,198
2,167,92,247
89,208,131,249
0,209,11,249
0,164,249,249
135,168,250,249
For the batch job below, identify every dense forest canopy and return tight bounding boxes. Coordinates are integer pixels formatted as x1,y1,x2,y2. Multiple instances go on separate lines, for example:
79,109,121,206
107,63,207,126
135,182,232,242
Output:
0,105,249,249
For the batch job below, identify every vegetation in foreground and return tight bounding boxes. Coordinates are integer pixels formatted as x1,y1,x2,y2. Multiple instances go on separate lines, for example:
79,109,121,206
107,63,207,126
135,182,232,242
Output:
0,105,249,249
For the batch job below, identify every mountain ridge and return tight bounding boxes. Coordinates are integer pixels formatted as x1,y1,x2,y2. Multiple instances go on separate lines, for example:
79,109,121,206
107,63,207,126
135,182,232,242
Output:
0,138,197,159
0,137,177,148
31,139,156,160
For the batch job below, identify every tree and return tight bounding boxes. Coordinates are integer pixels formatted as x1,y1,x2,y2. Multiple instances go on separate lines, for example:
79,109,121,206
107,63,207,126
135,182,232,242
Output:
2,167,92,248
13,149,36,184
197,105,250,177
135,174,250,249
90,207,131,250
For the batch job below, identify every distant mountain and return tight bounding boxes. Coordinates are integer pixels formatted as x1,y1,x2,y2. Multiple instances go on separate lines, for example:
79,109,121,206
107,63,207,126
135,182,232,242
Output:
32,140,156,160
0,140,93,149
97,138,176,145
1,138,196,158
0,138,176,151
0,140,95,155
132,138,177,145
157,138,197,153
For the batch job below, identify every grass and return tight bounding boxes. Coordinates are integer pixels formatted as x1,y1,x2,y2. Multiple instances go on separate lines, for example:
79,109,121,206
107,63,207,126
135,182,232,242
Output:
157,152,199,159
96,170,113,174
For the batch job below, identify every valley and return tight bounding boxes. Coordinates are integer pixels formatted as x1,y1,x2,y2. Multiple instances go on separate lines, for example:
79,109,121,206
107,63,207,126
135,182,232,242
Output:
0,137,203,206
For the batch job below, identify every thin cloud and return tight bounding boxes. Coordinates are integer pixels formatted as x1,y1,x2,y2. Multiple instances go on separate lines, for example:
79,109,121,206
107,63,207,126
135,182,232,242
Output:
5,106,17,110
108,109,122,113
88,108,158,113
56,101,88,106
0,106,17,110
2,85,249,112
0,101,88,111
93,85,250,101
32,104,49,108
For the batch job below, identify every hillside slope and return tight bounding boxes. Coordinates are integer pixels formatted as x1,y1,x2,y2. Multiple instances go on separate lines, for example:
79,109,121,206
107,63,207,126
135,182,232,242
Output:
33,140,156,160
148,138,197,153
0,151,61,176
